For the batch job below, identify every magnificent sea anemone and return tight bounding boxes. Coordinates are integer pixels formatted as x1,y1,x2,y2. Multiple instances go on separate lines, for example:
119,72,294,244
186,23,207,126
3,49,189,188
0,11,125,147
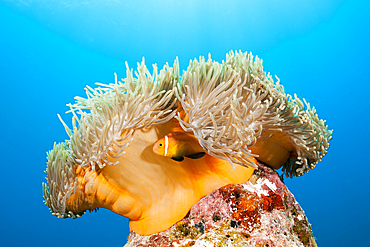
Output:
43,51,332,235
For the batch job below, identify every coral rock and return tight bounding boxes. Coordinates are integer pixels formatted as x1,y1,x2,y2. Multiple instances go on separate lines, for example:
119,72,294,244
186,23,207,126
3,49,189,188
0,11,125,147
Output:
124,163,317,247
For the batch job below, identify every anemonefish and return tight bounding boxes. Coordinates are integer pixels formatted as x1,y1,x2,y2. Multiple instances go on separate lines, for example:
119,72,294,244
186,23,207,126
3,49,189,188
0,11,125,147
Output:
153,132,206,161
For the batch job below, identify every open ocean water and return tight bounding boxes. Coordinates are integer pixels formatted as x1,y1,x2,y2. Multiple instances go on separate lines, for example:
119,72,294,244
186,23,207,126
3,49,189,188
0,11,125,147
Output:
0,0,369,246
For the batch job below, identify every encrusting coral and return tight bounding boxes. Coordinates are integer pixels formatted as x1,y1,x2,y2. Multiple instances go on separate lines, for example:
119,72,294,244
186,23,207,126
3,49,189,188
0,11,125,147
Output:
43,50,332,236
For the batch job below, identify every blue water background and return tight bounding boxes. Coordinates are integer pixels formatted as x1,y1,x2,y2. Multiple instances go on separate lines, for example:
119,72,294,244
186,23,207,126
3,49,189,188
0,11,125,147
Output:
1,0,369,246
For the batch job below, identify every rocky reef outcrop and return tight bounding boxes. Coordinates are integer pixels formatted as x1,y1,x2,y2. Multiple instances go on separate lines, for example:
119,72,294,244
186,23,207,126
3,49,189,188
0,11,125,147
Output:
124,163,317,247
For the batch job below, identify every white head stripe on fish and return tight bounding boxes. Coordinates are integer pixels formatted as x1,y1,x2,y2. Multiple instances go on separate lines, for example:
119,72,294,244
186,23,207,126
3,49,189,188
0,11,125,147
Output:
164,135,169,156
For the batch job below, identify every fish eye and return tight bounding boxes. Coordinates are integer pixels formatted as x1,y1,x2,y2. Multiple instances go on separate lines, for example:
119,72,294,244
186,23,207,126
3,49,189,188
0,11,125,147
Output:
159,143,163,147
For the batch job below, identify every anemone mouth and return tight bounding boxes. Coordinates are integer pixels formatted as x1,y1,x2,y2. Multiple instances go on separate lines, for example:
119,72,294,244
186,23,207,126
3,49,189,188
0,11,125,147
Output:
43,50,332,224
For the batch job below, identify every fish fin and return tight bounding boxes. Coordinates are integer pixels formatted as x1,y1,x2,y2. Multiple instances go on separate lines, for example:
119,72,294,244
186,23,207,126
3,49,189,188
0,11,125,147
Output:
185,152,206,159
171,156,184,162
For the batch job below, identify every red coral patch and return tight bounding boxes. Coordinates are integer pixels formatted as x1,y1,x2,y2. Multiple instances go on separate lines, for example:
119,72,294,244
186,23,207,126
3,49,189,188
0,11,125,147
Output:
219,184,261,232
219,183,286,233
261,191,285,212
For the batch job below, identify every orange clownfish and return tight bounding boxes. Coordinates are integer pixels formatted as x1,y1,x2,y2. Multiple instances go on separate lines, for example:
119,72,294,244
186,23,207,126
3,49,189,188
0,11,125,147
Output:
153,132,206,162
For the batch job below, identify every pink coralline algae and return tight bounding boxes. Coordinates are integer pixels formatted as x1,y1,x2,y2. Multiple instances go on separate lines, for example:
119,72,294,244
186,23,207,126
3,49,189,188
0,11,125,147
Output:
124,163,317,247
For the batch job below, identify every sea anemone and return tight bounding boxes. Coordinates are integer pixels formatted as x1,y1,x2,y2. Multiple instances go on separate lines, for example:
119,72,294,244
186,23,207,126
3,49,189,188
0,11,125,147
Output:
43,50,332,235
